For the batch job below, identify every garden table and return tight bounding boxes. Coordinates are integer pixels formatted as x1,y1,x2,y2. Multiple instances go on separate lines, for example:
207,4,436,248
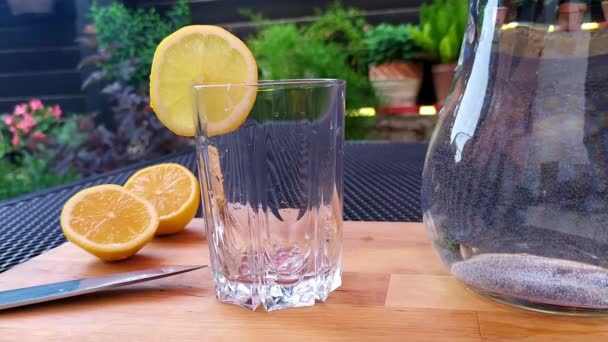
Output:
0,142,427,273
1,218,607,340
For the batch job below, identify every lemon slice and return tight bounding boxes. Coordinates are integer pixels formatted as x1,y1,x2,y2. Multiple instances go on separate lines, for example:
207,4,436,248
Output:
124,163,200,235
150,25,258,137
60,185,159,261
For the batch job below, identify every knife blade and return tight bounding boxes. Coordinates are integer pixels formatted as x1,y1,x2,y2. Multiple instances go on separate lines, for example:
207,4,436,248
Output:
0,265,207,311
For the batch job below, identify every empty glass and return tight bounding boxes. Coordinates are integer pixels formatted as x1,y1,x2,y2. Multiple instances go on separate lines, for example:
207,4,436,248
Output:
193,79,344,311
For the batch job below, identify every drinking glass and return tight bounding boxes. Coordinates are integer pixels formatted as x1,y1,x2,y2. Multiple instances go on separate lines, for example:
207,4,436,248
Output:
422,0,608,315
193,79,344,311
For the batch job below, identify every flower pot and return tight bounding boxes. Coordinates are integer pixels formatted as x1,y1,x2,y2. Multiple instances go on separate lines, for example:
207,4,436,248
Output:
496,6,508,26
369,62,423,108
499,0,517,23
431,62,457,105
557,2,587,28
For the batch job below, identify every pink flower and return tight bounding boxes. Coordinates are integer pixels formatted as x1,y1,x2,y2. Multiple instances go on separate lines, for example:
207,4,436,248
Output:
31,131,47,141
52,104,62,119
14,104,28,116
2,115,14,125
15,113,36,134
11,134,20,147
29,99,44,112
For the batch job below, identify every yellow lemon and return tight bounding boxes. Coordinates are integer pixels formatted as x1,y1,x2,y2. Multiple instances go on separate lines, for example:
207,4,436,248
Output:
60,185,159,261
124,163,200,235
150,25,258,137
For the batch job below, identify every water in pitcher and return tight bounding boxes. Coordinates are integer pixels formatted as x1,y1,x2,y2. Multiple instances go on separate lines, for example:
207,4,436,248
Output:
422,2,608,313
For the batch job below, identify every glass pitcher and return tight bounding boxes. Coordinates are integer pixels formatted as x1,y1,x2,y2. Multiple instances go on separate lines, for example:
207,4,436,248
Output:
422,0,608,314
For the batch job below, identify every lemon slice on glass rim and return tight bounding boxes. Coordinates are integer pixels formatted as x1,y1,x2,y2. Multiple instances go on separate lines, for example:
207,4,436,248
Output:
150,25,258,137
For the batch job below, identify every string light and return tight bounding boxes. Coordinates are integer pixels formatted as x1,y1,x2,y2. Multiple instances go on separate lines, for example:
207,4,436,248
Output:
419,106,437,116
581,22,599,31
356,107,376,117
501,22,519,30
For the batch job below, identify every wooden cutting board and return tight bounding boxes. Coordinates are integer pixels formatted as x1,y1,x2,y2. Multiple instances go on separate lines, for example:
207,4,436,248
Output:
1,219,607,341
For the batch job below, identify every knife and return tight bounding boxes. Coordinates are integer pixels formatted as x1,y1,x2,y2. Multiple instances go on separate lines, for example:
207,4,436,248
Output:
0,265,206,311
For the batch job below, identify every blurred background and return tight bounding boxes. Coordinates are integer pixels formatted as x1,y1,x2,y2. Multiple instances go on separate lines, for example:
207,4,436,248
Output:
0,0,467,200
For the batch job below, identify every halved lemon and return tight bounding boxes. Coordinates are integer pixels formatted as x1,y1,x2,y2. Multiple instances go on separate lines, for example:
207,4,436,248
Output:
60,185,159,261
124,163,200,235
150,25,258,137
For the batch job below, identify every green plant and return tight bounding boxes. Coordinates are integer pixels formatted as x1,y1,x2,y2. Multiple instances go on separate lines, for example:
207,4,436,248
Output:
0,100,86,200
364,24,424,65
83,0,190,92
411,0,468,64
72,82,192,177
345,116,376,140
1,100,85,152
75,1,193,176
303,2,369,75
244,2,376,110
0,153,80,201
0,129,8,160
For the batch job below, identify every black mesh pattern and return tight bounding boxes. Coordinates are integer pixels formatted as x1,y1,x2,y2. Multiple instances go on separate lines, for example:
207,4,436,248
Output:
0,142,427,273
344,142,427,221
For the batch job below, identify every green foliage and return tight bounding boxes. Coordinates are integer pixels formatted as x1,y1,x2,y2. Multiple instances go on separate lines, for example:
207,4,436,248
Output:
0,131,7,160
345,116,376,140
244,2,376,110
0,153,80,201
72,82,192,177
304,2,369,75
78,2,192,176
411,0,468,63
364,24,424,65
0,100,86,201
89,0,190,90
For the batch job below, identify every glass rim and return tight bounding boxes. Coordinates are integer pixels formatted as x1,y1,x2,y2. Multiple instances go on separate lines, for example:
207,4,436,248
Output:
192,78,345,90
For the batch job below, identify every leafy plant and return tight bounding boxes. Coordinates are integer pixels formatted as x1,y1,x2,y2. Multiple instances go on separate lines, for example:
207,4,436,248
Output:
72,82,192,177
345,116,376,140
2,99,56,149
0,153,80,201
244,2,377,110
0,131,7,160
411,0,468,64
82,0,190,92
303,2,369,76
73,1,193,176
0,100,86,200
364,24,424,65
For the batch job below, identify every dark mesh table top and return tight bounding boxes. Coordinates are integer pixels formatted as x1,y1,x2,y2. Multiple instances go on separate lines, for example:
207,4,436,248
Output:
0,142,427,273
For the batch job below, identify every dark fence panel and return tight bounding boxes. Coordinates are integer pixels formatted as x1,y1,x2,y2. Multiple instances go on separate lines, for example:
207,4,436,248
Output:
138,0,422,22
0,0,83,113
137,0,423,38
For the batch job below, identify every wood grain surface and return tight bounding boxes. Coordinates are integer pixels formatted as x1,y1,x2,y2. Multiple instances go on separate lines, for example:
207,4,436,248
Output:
1,219,607,341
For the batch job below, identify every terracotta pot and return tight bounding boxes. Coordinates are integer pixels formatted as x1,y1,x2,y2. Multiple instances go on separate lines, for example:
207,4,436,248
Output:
603,1,608,22
557,3,587,28
496,6,508,26
369,62,423,107
502,0,517,23
431,62,457,105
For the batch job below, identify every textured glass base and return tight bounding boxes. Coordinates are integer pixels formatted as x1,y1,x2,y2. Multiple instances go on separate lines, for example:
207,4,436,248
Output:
213,267,342,312
467,286,608,317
